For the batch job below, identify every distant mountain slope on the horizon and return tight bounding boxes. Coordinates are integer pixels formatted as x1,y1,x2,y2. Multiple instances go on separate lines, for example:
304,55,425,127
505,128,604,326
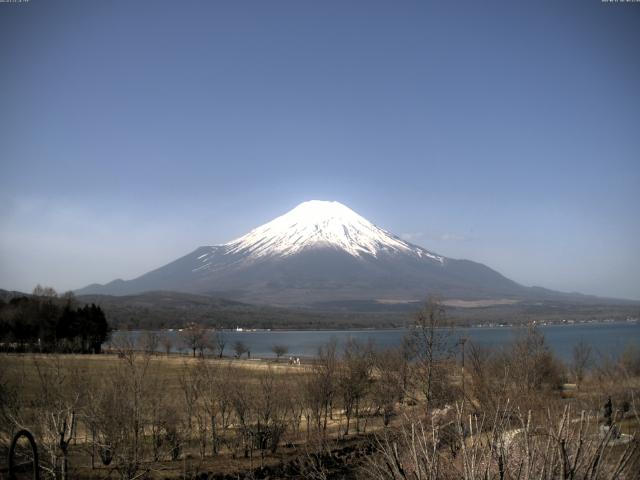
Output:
75,200,621,306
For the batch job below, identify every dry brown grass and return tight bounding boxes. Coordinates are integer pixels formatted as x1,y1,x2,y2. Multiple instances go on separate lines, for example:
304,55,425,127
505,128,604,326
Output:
1,353,324,478
1,353,309,399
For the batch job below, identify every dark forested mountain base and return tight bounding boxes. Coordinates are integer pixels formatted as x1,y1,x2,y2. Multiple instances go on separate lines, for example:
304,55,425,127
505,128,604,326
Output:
76,290,639,330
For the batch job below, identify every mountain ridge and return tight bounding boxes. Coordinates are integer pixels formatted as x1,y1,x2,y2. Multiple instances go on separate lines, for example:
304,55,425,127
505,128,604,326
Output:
75,200,621,307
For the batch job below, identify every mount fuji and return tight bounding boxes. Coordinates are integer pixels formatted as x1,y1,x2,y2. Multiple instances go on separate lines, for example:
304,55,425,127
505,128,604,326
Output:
76,201,546,305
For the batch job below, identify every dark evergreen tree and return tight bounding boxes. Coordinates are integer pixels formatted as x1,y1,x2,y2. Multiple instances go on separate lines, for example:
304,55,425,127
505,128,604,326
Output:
0,292,111,353
87,304,110,353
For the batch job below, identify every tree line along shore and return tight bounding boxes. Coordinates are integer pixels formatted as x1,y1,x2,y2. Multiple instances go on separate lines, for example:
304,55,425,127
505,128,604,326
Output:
0,286,110,354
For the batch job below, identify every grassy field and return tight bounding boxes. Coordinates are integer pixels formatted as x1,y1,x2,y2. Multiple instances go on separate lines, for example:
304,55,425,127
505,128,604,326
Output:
1,353,309,397
2,346,639,480
0,352,389,479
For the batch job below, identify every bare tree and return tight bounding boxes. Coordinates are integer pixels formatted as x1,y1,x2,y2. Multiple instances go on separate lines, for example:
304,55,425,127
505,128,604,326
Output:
621,343,640,376
253,367,289,463
60,290,77,309
271,344,289,360
24,356,85,480
233,340,249,359
467,342,502,413
339,338,373,436
0,370,19,459
89,346,154,480
304,338,338,441
509,324,563,396
282,378,305,436
228,366,290,465
32,284,58,298
364,403,640,480
215,331,227,358
179,361,203,433
467,326,563,415
571,338,592,387
180,323,207,358
410,296,453,410
200,361,233,455
373,347,409,426
160,333,173,356
139,331,159,355
197,329,215,358
146,369,180,463
189,364,210,462
228,369,254,459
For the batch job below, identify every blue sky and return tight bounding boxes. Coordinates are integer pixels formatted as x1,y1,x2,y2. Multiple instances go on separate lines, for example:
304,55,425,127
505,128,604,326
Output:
1,0,639,299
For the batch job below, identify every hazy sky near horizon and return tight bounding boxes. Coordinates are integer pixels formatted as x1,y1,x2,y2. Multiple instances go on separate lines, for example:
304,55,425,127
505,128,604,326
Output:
1,1,639,300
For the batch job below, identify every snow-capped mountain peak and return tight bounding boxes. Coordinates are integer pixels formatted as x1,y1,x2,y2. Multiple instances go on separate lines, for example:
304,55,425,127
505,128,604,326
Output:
76,200,529,304
222,200,443,261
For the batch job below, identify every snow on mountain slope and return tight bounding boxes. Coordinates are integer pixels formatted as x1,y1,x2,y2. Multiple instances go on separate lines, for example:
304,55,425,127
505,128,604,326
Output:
76,200,528,303
212,200,443,262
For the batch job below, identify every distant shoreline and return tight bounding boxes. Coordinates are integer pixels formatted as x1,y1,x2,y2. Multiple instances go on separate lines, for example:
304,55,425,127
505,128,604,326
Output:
111,318,639,335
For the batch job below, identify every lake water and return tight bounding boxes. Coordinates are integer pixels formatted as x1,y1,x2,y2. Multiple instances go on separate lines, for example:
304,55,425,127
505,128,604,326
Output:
110,321,640,362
